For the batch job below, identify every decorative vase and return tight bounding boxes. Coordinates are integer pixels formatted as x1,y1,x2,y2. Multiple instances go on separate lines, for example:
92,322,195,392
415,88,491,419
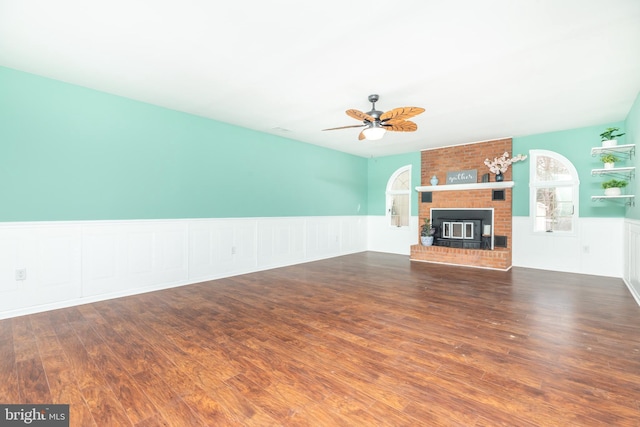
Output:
604,162,615,169
430,175,439,186
421,236,434,246
604,187,621,196
602,139,618,148
495,172,504,182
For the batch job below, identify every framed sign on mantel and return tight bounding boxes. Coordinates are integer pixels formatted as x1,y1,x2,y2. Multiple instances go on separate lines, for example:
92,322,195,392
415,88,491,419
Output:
446,169,477,185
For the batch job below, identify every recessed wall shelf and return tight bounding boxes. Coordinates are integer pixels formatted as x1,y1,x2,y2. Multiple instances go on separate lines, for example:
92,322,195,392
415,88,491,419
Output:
591,195,635,207
415,181,514,192
591,166,635,179
590,144,635,159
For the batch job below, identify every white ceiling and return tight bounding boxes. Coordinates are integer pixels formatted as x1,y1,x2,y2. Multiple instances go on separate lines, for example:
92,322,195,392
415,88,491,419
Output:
1,0,640,158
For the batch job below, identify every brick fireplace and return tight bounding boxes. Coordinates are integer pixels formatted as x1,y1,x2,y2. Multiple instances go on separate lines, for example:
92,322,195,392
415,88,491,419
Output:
410,138,513,270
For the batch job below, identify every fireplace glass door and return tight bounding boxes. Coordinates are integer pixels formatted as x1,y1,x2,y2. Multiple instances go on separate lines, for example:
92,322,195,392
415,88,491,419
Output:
451,223,463,239
442,221,474,239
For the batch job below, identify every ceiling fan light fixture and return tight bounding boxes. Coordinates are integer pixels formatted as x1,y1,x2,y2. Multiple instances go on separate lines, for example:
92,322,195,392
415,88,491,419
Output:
323,95,424,141
362,125,386,140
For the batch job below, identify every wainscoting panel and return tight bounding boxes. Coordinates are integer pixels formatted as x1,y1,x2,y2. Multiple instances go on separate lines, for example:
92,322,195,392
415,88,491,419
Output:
306,217,341,260
367,215,419,255
83,221,189,298
187,219,259,282
0,234,21,294
624,219,640,305
340,216,367,255
0,216,367,319
0,223,82,313
257,218,306,269
512,216,624,277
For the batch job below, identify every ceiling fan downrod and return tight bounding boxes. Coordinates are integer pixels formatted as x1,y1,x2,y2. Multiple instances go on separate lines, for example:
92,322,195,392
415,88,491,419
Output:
367,94,382,120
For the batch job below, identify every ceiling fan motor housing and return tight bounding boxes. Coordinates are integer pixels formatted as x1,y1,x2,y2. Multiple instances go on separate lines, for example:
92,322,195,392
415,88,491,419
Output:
367,94,382,120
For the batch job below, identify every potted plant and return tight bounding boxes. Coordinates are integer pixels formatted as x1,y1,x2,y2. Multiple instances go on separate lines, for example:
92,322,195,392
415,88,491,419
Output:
600,127,625,148
602,179,628,196
600,153,619,169
420,218,435,246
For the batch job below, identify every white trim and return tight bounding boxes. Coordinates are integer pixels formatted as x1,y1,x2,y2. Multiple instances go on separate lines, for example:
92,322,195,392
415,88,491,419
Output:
624,218,640,306
386,165,411,228
529,149,580,235
420,137,513,152
415,181,514,192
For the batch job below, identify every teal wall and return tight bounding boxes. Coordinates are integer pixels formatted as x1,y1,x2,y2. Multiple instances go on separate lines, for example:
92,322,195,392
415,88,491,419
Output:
624,92,640,220
367,152,421,216
0,67,368,221
513,122,627,217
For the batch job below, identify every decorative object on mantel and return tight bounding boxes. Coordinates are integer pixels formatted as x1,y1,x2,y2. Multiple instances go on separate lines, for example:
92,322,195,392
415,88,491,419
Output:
600,127,625,148
600,153,619,169
484,152,527,180
446,169,477,184
430,175,439,186
602,179,628,196
420,218,435,246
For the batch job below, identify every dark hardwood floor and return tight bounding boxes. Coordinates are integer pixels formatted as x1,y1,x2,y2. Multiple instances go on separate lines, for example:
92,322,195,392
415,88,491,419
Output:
1,252,639,426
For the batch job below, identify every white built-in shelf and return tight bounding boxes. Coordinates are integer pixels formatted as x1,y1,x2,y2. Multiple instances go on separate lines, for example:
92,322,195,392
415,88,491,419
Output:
591,166,635,179
415,181,514,192
591,144,635,205
591,195,635,207
591,144,635,159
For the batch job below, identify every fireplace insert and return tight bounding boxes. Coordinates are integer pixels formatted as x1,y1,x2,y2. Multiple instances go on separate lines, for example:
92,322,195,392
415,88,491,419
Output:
431,209,493,250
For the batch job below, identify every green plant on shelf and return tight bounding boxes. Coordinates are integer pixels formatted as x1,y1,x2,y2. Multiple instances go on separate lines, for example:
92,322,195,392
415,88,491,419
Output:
600,127,625,142
601,179,628,189
600,153,619,164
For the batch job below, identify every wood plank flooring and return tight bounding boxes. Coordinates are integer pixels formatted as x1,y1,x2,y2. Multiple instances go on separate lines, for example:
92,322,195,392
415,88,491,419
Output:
1,252,639,426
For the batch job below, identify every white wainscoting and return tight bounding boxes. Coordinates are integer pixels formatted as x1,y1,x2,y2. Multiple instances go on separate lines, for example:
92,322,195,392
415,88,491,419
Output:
624,218,640,305
512,216,624,277
0,223,82,313
0,216,367,319
366,215,419,255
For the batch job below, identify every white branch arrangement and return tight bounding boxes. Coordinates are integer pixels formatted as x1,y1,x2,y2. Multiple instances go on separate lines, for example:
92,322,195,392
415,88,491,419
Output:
484,152,527,174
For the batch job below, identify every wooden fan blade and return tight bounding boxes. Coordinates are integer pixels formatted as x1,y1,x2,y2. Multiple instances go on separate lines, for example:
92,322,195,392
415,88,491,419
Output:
346,109,376,123
382,120,418,132
358,130,366,140
322,124,367,131
380,107,425,122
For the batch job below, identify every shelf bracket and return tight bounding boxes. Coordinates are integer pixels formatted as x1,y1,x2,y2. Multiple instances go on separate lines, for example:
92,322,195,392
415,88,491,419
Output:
591,144,635,160
591,195,635,207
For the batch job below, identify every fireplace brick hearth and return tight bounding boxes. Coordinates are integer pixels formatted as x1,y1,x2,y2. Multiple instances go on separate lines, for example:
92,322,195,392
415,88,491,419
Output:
410,138,513,270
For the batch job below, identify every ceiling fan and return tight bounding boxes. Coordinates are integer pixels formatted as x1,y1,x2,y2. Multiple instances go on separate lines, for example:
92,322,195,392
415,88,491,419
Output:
322,94,425,141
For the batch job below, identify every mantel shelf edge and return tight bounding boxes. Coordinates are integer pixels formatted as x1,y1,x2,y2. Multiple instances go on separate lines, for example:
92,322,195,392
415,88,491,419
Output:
416,181,515,192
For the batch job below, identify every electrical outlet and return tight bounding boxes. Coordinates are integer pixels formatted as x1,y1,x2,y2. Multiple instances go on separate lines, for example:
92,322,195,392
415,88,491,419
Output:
15,268,27,281
231,246,237,255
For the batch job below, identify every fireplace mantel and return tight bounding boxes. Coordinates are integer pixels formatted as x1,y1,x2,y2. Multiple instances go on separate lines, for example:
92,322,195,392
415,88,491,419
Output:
415,181,514,192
